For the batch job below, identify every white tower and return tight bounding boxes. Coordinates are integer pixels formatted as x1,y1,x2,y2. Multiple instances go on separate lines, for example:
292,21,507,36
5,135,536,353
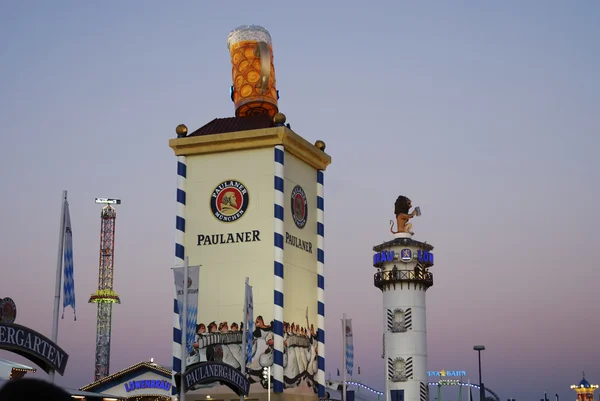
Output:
374,195,434,401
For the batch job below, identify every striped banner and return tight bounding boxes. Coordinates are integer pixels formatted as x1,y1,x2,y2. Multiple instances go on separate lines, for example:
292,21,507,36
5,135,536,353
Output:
174,265,200,355
404,308,412,329
387,309,394,331
345,318,354,375
62,199,76,320
172,154,187,395
244,281,254,364
387,358,395,380
273,145,285,393
405,357,413,379
420,382,429,401
316,169,325,397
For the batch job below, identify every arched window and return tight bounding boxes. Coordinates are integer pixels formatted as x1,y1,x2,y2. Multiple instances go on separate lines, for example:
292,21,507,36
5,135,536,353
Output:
392,309,406,332
391,357,407,382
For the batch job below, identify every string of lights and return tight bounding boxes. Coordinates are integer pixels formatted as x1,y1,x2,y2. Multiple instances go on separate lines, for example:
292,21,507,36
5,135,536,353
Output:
342,380,490,397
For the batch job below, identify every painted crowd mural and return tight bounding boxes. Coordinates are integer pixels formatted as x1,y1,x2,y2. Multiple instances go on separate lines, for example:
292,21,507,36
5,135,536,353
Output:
187,312,319,391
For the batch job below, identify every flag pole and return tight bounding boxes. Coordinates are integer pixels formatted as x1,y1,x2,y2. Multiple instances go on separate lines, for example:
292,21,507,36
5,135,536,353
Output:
468,379,471,401
342,313,347,401
180,256,189,401
50,190,67,384
241,277,249,401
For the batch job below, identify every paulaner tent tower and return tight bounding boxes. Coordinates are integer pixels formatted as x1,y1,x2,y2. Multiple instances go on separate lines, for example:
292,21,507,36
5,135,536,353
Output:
169,24,331,400
89,198,122,381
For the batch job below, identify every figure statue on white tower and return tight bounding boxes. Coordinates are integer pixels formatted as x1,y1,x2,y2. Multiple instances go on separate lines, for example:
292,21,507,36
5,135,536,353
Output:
375,195,434,401
390,196,421,236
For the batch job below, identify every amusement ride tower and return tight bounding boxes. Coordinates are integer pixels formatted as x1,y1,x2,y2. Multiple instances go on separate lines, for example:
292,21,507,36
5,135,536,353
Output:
571,375,598,401
89,198,122,381
373,196,435,401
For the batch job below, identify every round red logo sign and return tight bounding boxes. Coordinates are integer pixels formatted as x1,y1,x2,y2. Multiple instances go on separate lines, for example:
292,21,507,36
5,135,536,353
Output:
210,180,250,223
291,185,308,229
0,297,17,324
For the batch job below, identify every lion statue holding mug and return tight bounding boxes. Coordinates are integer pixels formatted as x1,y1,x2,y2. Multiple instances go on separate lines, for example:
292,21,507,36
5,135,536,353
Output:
390,195,421,235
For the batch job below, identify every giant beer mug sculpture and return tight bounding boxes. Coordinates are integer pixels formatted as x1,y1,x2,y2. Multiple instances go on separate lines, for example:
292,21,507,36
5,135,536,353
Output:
227,25,279,117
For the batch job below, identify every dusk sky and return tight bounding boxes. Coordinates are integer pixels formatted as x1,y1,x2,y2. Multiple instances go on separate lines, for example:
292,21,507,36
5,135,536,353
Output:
1,1,598,400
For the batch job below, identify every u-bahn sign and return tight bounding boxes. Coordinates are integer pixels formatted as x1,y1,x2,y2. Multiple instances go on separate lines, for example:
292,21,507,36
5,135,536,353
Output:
428,370,466,377
178,361,250,396
0,322,69,375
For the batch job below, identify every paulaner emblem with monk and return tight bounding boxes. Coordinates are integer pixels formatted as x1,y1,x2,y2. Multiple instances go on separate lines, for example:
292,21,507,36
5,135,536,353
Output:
390,195,421,236
291,185,308,229
210,180,250,223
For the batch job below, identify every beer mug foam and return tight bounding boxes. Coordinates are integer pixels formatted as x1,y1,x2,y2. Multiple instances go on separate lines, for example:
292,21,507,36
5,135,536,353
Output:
227,25,279,118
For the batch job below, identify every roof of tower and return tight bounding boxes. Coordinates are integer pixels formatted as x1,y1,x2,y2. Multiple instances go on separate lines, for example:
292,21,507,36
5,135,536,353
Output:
580,377,592,388
188,114,275,137
373,237,434,252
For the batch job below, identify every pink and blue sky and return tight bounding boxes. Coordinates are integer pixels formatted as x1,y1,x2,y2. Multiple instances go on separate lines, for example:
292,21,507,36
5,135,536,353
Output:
0,1,598,400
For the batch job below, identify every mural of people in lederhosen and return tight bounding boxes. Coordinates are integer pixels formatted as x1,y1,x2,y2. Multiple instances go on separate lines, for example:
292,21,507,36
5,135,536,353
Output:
188,309,319,392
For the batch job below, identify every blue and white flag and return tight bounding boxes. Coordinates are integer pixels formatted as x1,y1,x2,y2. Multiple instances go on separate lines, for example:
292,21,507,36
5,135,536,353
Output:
174,265,200,354
62,200,76,320
244,282,254,364
345,318,354,375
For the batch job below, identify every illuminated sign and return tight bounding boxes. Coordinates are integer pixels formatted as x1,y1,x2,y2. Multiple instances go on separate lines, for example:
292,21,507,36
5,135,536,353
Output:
0,323,69,375
427,370,466,377
197,230,261,246
418,250,434,264
124,379,171,392
400,249,412,262
438,380,461,386
182,361,250,395
373,250,395,265
285,232,312,254
95,198,121,204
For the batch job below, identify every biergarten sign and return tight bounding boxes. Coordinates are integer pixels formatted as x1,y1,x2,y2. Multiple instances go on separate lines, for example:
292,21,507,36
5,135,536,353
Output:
0,322,69,375
180,361,250,395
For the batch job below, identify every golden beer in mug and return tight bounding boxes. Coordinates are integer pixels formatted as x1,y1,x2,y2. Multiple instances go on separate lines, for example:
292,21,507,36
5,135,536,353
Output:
227,25,279,117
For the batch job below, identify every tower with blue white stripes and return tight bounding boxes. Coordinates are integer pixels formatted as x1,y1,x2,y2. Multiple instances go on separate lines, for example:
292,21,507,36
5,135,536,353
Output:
373,196,435,401
169,25,331,401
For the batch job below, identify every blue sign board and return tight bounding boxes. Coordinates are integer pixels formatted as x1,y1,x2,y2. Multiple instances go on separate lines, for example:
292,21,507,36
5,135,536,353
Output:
417,250,434,264
124,379,171,392
373,250,395,265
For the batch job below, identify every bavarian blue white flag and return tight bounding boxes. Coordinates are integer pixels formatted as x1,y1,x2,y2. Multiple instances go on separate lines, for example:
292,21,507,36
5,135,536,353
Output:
345,318,354,375
174,265,200,354
244,282,254,364
62,200,76,320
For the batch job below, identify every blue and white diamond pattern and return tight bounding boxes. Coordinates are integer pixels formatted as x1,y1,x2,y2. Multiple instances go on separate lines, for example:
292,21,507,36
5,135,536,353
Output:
346,344,354,375
62,200,76,319
178,301,198,355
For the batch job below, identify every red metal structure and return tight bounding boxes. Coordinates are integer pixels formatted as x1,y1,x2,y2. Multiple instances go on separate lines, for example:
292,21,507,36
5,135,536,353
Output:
89,199,121,381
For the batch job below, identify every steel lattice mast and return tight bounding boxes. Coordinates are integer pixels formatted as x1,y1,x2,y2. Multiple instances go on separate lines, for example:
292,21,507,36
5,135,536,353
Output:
89,198,121,381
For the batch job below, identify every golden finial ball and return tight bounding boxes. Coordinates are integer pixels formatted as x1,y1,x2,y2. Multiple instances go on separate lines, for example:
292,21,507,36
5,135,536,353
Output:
315,140,326,151
273,113,287,125
175,124,188,136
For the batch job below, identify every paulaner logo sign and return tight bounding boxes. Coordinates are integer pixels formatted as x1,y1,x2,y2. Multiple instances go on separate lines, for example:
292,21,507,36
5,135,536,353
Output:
210,180,250,223
182,361,250,395
0,323,69,375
